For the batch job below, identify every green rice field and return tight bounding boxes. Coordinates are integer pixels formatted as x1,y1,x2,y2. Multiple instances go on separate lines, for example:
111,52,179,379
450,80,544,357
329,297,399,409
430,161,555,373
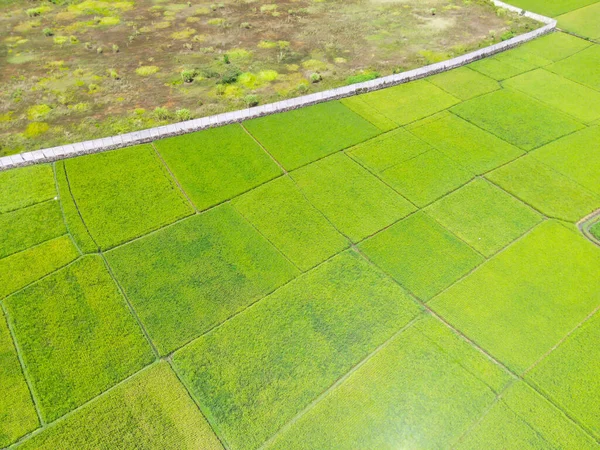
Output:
1,0,600,447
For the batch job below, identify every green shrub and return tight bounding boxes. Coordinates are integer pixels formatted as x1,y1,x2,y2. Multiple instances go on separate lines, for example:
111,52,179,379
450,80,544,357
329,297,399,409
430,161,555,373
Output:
43,28,54,36
175,108,192,121
136,65,160,76
181,68,197,83
220,67,241,84
112,44,119,53
153,107,171,120
310,72,322,83
244,94,259,107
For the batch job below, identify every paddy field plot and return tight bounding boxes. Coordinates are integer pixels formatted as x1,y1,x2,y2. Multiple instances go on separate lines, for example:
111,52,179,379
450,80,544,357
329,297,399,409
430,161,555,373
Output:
2,22,600,449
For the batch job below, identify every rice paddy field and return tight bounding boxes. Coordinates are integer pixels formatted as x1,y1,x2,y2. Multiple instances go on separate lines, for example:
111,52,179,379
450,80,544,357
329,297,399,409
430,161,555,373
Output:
1,0,600,448
0,0,540,155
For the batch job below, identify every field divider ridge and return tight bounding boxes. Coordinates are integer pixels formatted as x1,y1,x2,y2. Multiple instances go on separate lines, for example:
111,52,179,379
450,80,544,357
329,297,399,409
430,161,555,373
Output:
0,3,556,172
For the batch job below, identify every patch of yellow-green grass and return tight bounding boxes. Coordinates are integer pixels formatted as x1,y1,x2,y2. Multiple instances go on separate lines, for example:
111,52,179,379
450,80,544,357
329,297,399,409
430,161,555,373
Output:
519,31,592,62
532,126,600,196
26,104,52,120
232,176,349,271
172,251,422,450
503,69,600,123
557,2,600,40
351,80,460,125
408,112,523,174
0,235,79,299
457,381,598,449
55,161,98,253
64,144,194,250
17,363,223,450
425,180,543,257
359,212,484,301
430,221,600,374
154,124,282,211
244,101,381,171
527,311,600,440
486,155,600,221
0,311,39,448
0,200,65,259
135,65,160,76
106,205,299,355
340,96,398,131
291,153,415,242
548,45,600,91
451,89,584,151
428,66,500,100
265,315,511,449
503,0,597,17
4,256,155,422
0,164,55,213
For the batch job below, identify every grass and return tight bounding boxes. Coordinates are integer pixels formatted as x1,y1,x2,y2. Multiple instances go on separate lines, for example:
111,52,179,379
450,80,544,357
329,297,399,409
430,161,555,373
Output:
349,80,460,125
18,363,224,449
340,97,398,132
557,2,600,39
468,46,551,81
0,235,79,299
548,45,600,91
503,69,600,123
55,161,98,253
359,212,485,301
106,205,299,355
0,310,39,448
408,112,524,174
425,180,543,257
64,144,194,250
486,155,600,221
504,0,598,17
0,200,65,259
290,153,415,242
231,176,349,271
0,164,55,213
592,221,600,240
457,381,598,448
154,125,282,210
451,89,584,151
243,102,381,171
527,310,600,440
265,315,510,449
531,126,600,196
172,251,422,450
430,220,600,373
518,32,592,62
428,67,500,100
4,256,155,422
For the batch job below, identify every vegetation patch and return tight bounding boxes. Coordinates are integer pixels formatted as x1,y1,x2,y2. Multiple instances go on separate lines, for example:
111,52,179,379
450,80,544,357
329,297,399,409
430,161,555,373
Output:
457,381,597,448
0,235,79,299
291,153,415,242
265,315,510,449
408,112,523,175
557,2,600,39
0,200,65,259
506,0,598,17
106,205,298,355
0,311,39,448
547,45,600,91
154,125,281,211
172,251,422,450
503,69,600,123
430,221,600,373
232,176,349,271
451,89,584,151
425,180,543,257
486,155,600,222
428,67,500,100
4,256,155,422
18,363,223,450
531,125,600,196
518,32,592,62
64,144,194,250
0,164,55,213
359,212,484,301
350,80,460,126
244,102,381,171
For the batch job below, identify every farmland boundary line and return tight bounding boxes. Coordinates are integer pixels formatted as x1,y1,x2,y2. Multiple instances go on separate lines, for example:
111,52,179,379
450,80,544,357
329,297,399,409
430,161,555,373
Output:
0,2,556,172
